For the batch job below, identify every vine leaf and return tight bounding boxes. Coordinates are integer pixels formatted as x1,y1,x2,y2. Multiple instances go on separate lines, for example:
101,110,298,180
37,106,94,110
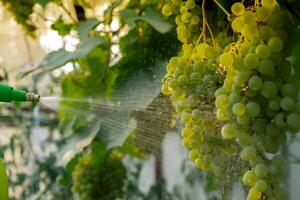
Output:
77,19,101,40
120,9,140,29
18,36,107,78
142,7,172,33
120,8,172,33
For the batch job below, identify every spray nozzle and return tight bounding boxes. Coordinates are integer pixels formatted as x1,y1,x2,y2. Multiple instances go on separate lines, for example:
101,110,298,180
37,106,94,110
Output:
26,92,40,102
0,84,40,103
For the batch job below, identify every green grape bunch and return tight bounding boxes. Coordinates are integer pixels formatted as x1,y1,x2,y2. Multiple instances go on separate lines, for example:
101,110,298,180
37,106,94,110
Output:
215,0,299,199
162,0,300,199
72,152,126,200
161,0,239,177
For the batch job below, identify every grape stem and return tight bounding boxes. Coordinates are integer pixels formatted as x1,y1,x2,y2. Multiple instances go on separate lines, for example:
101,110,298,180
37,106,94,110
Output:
202,0,207,43
191,0,217,61
212,0,231,18
206,21,216,48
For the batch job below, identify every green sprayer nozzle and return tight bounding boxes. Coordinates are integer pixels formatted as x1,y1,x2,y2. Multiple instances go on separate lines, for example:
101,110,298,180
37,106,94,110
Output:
0,84,40,103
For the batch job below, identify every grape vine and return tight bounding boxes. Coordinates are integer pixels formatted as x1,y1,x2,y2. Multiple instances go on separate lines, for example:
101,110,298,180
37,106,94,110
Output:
162,0,300,199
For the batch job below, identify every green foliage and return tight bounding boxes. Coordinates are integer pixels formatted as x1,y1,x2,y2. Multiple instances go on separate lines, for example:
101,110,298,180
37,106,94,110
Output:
51,17,75,36
38,36,109,74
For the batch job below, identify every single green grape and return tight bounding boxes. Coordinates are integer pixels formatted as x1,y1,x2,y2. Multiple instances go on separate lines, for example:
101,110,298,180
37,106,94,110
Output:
182,127,193,138
162,4,172,16
232,55,246,70
255,180,267,192
244,53,259,69
261,81,278,98
281,83,297,97
231,2,245,16
229,91,242,104
258,59,274,75
192,109,202,120
274,113,286,128
280,96,295,111
221,123,236,139
232,102,246,116
259,25,274,41
246,102,260,118
241,145,256,161
232,16,245,32
256,7,271,22
219,52,234,66
248,187,262,200
189,148,200,161
262,0,277,9
268,37,283,52
243,11,256,24
255,164,268,178
237,113,250,125
242,24,259,40
287,113,300,130
215,94,230,109
181,112,192,124
248,76,263,91
237,132,251,147
234,71,250,86
243,170,257,186
186,0,195,9
178,75,189,86
190,72,204,84
268,97,281,111
255,44,270,59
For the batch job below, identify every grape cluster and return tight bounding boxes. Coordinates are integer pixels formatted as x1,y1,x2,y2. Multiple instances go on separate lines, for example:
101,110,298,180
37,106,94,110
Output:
161,0,238,175
162,0,299,199
215,1,298,199
0,0,36,34
72,153,126,200
162,0,201,43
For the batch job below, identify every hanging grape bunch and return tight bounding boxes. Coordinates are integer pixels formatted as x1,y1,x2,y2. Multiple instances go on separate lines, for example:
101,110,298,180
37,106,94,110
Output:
72,152,126,200
162,0,300,199
161,0,238,176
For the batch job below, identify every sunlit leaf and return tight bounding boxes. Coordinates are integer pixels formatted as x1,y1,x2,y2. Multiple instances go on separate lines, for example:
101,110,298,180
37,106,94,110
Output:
37,36,107,73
